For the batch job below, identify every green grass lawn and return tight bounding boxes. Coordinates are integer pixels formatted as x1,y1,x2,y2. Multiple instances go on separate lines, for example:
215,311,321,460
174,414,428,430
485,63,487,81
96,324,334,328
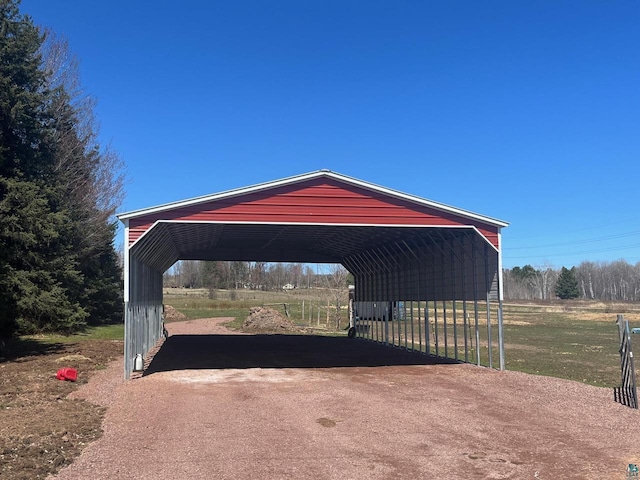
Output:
21,323,125,344
3,324,124,366
503,313,620,387
165,297,254,324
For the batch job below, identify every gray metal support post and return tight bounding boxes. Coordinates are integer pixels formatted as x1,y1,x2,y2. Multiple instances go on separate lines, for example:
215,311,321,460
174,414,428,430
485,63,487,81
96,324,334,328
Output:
472,234,481,366
484,242,493,369
432,248,439,357
441,247,448,357
451,238,458,360
124,302,131,379
461,235,469,363
417,256,423,353
497,297,505,370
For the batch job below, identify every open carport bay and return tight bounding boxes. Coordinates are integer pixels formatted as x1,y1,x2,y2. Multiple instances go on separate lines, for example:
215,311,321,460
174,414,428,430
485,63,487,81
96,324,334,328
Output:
52,318,640,480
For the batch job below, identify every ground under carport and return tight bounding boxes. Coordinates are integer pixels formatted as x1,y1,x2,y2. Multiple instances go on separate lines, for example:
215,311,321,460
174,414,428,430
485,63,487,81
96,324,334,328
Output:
50,318,640,480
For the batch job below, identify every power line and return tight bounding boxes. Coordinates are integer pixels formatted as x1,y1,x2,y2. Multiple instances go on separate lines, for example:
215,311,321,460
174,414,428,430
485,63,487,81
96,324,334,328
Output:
505,230,640,251
506,242,640,260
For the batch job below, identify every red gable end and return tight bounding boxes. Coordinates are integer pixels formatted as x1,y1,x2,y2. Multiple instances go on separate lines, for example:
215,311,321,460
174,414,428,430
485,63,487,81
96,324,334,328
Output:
128,178,500,249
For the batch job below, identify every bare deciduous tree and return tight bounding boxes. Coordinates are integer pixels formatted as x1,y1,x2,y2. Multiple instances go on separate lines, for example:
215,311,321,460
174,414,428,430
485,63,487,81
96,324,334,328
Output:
40,30,125,248
325,264,349,329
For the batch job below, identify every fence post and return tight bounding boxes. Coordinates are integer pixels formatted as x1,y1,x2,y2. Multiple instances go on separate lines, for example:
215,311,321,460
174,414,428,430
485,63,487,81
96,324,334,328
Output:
614,314,638,409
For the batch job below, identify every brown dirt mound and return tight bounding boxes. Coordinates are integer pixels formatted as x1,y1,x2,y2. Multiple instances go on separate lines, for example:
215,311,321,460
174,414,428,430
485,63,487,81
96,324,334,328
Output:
242,307,299,332
163,305,187,323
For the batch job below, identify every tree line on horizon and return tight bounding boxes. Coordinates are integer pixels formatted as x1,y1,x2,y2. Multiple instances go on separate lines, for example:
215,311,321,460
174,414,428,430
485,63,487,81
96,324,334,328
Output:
164,261,337,292
166,259,640,303
0,1,124,337
504,260,640,302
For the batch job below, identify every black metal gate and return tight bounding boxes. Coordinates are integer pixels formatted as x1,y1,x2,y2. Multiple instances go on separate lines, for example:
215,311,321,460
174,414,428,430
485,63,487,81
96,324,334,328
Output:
614,314,638,409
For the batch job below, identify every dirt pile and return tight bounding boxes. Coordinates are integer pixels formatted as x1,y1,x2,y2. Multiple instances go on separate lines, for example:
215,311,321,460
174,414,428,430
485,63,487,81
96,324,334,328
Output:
163,305,187,323
242,307,299,333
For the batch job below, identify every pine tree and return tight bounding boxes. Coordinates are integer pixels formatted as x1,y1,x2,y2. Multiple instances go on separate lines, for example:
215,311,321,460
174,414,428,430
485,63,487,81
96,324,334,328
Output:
555,266,580,300
0,171,89,334
0,1,48,178
0,0,124,336
0,1,86,335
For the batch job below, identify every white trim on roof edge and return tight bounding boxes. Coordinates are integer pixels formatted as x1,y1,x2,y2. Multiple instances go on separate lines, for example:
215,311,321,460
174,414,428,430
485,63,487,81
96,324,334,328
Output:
117,170,509,228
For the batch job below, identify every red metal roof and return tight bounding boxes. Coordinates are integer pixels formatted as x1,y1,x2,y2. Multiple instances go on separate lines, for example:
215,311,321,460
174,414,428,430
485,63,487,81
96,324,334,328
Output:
120,171,507,251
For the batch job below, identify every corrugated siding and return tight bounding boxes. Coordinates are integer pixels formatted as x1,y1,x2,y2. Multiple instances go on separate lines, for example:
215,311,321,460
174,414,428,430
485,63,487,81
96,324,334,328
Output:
128,178,500,249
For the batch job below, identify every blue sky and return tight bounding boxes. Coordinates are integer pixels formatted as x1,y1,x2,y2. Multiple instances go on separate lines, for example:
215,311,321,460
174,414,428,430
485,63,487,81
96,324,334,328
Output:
21,0,640,269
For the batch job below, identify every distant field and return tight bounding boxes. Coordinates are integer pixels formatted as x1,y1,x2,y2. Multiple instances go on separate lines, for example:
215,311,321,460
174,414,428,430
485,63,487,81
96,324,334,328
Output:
163,287,338,303
163,287,348,331
163,288,640,388
501,301,640,387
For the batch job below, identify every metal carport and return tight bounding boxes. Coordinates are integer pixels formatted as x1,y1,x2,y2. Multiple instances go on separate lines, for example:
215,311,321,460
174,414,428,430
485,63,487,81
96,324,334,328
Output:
117,170,508,379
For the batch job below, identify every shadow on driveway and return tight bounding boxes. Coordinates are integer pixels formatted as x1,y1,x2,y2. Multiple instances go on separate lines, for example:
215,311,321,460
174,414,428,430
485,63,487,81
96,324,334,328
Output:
144,334,457,375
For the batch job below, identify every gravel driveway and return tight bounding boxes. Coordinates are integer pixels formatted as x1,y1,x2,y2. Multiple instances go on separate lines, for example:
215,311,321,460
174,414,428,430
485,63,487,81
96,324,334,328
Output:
50,318,640,480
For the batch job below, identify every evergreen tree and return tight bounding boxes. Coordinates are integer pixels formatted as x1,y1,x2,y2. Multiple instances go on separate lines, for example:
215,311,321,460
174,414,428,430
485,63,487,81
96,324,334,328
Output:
0,0,85,335
511,265,537,281
555,266,580,300
0,177,88,334
78,223,123,325
0,0,47,179
0,0,123,336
